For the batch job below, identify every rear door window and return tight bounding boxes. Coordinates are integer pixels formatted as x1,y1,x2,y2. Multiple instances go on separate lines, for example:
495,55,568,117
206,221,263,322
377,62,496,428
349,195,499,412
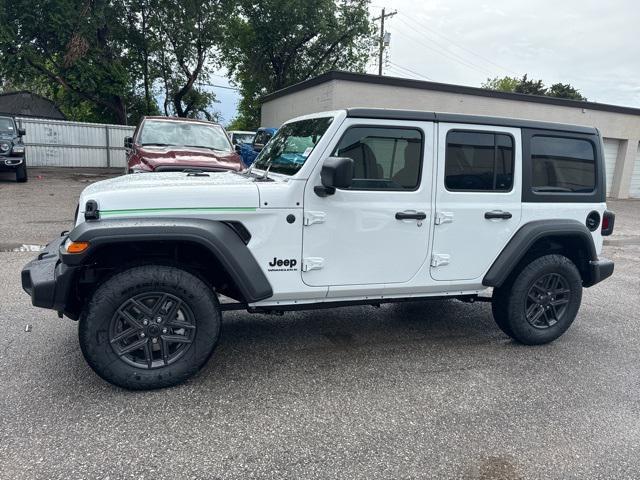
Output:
445,131,514,191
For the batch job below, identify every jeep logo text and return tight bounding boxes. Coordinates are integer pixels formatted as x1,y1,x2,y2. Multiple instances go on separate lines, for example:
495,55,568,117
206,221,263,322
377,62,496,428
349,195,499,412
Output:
268,257,298,271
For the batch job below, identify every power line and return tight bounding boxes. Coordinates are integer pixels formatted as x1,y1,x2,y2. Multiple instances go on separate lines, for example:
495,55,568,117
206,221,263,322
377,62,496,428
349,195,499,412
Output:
398,12,520,77
387,66,423,81
388,61,433,81
394,17,494,76
197,83,240,91
392,27,493,77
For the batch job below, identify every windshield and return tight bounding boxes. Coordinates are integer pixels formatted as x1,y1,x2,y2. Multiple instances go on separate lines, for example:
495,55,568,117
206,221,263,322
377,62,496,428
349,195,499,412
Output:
253,117,333,175
139,120,232,152
233,133,254,145
0,117,15,135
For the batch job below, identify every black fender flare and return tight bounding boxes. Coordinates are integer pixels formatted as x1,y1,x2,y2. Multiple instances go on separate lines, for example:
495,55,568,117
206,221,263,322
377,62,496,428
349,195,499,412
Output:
482,219,598,288
63,217,273,303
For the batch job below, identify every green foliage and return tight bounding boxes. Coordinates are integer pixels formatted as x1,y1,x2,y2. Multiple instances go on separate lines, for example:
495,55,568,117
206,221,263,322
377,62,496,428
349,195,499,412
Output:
0,0,154,124
514,74,547,96
149,0,230,119
0,0,374,125
481,76,519,92
0,0,228,124
221,0,375,128
483,75,587,101
547,82,587,100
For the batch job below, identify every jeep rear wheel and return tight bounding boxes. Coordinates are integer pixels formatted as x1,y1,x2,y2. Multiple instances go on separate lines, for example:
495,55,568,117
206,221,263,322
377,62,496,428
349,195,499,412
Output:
491,254,582,345
79,265,221,389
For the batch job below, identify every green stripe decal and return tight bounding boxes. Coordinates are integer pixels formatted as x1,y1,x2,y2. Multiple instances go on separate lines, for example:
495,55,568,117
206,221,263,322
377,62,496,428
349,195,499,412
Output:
100,207,256,217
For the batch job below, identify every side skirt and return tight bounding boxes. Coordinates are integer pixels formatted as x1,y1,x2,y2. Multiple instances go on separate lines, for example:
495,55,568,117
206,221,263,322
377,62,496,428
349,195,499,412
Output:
219,294,492,314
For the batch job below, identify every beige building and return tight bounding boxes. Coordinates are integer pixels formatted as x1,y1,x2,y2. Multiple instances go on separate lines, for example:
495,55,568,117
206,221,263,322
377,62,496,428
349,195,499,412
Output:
261,71,640,199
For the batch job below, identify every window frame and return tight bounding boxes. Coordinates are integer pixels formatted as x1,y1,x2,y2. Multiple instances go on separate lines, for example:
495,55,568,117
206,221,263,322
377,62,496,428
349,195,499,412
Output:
444,129,516,193
521,129,605,203
332,124,425,192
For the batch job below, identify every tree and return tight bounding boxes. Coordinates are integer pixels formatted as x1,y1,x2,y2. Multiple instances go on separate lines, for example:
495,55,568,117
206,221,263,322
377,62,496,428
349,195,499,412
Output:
0,0,230,124
221,0,375,129
0,0,149,124
149,0,230,119
482,74,586,101
547,82,587,101
481,76,519,93
514,74,546,96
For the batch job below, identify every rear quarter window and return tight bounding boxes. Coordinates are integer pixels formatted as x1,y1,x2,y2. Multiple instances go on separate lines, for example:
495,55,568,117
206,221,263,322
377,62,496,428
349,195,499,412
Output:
522,129,604,203
531,136,595,193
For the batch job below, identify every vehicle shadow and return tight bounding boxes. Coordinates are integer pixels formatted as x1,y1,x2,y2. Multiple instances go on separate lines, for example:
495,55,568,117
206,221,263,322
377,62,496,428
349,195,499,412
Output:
196,298,510,384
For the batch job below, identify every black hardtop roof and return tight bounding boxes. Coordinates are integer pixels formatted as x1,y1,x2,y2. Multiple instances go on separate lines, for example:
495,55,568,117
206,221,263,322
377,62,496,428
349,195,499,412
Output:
346,108,598,135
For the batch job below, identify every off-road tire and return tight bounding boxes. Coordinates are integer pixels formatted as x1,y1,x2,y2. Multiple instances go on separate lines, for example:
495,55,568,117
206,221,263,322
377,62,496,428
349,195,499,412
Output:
491,284,514,338
79,265,221,390
15,162,27,182
491,254,582,345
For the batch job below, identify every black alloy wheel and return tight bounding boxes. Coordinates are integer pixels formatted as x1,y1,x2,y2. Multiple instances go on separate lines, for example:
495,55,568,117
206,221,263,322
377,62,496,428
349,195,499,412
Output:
109,292,196,369
524,273,571,329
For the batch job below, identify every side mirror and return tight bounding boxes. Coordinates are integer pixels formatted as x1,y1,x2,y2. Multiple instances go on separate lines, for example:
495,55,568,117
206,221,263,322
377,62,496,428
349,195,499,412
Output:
253,143,264,152
17,128,26,136
315,157,353,197
124,136,133,149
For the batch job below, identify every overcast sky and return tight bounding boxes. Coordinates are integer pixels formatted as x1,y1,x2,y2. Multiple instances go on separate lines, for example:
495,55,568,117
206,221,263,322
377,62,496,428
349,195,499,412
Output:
214,0,640,124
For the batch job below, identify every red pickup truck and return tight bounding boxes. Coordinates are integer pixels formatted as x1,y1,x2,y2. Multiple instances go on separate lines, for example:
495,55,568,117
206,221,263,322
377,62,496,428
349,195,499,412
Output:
124,116,244,173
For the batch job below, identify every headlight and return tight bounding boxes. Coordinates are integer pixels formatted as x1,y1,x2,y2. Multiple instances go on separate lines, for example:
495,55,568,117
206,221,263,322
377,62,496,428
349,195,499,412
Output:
11,145,25,154
0,142,9,152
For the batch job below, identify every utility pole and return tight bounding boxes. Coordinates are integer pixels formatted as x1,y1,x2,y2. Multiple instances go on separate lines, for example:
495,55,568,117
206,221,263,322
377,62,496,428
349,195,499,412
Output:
373,8,397,76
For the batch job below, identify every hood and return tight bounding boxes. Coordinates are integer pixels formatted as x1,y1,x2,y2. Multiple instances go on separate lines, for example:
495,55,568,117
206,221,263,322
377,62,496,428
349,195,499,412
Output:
139,145,242,171
78,171,259,220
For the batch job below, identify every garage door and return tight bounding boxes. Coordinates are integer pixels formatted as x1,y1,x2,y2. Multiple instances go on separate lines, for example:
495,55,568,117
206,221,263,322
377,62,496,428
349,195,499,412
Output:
602,138,620,194
630,142,640,198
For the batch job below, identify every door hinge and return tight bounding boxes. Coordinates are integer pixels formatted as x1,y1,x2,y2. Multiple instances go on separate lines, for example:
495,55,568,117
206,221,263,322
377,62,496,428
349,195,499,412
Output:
435,211,454,225
430,253,450,267
302,257,324,272
303,211,326,226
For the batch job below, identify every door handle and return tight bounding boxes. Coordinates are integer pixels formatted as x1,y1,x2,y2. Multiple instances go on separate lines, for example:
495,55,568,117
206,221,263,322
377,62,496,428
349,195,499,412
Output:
395,211,427,220
484,210,513,220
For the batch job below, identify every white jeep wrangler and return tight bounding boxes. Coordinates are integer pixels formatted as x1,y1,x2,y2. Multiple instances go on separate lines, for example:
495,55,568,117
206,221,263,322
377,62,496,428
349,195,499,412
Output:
22,108,615,389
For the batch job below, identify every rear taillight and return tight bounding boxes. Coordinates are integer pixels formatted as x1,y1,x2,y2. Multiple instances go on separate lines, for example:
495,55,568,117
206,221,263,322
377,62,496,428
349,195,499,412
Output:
601,210,615,236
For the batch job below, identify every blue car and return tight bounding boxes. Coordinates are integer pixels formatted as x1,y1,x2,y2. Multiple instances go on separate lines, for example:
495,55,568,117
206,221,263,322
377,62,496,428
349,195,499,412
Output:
236,127,277,166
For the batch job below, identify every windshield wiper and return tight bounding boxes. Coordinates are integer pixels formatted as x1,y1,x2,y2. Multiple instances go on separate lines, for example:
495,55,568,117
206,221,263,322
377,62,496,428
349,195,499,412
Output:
255,162,275,182
183,168,209,177
141,142,171,146
184,145,228,152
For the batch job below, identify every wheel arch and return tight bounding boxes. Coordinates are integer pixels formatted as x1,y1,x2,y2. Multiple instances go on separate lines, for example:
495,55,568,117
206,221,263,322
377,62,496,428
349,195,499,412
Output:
63,217,272,307
483,219,598,288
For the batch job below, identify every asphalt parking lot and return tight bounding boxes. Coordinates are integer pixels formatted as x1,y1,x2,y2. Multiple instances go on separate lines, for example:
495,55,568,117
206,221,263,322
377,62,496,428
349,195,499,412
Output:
1,168,640,479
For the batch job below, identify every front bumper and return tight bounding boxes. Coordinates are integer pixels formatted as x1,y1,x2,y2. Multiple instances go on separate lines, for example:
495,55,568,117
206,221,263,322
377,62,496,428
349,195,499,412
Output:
0,156,24,170
585,257,615,287
21,236,78,313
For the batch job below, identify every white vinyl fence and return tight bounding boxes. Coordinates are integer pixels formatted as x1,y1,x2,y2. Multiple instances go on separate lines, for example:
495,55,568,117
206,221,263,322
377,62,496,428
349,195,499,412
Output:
15,117,135,168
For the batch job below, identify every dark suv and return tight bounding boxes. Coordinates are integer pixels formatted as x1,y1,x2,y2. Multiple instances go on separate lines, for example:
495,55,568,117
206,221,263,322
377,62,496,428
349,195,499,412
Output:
124,116,244,173
0,115,27,182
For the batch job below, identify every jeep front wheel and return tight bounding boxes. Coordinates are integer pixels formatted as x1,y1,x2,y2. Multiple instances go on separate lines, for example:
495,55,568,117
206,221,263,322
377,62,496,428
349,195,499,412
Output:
491,254,582,345
79,265,221,389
